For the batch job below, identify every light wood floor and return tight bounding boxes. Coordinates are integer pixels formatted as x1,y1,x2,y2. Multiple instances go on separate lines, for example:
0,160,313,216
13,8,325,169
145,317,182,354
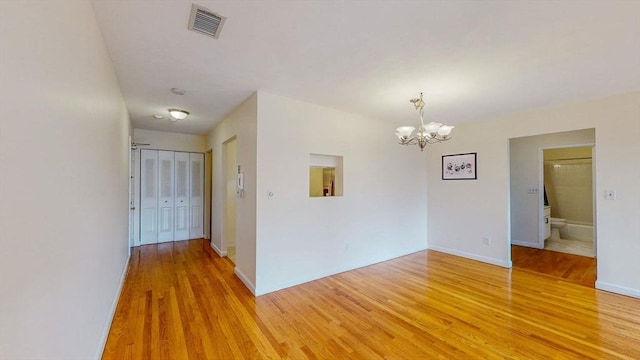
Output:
511,245,597,287
103,239,640,359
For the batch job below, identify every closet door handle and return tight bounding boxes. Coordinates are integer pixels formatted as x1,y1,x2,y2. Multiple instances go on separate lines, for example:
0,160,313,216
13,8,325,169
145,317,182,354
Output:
545,218,549,224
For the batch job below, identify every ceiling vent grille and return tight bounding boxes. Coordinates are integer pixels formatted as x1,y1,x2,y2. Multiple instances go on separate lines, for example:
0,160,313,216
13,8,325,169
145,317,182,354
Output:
188,4,226,39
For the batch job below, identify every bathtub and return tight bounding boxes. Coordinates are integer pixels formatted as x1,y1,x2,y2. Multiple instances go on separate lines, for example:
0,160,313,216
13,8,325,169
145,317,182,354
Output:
560,222,593,241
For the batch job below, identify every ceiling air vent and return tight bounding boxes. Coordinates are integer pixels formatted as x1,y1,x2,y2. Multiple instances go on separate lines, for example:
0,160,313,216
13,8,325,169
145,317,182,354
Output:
188,4,226,39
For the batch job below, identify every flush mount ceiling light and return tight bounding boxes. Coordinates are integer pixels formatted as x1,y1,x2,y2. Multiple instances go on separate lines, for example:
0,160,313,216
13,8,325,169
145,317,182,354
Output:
395,93,454,151
168,109,189,120
171,88,186,95
152,114,164,119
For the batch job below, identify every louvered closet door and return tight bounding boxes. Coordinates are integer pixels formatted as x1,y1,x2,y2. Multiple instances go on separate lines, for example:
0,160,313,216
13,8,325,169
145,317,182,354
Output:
157,151,175,243
174,152,190,241
189,153,204,239
140,150,158,245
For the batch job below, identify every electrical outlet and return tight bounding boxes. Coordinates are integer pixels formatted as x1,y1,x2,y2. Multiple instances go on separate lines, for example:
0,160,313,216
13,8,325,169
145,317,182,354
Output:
482,237,491,245
344,243,350,253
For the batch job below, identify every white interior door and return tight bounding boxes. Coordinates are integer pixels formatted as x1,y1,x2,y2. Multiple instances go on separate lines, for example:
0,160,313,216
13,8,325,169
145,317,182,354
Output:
140,149,158,245
189,152,204,239
133,148,141,246
136,150,204,245
128,137,134,251
592,146,597,257
158,151,175,243
174,152,190,241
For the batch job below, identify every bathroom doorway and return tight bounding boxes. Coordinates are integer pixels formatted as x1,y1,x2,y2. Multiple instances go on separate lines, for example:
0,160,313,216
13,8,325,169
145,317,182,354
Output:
509,128,597,286
540,145,596,258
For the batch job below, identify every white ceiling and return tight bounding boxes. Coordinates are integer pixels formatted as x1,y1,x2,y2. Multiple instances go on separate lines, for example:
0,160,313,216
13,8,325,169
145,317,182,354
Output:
91,0,640,135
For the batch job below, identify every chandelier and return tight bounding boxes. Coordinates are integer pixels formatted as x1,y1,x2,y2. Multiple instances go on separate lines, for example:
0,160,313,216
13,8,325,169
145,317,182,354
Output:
395,93,454,151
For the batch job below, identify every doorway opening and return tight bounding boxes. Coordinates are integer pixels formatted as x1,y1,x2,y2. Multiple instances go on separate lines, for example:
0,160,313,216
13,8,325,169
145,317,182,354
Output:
508,129,597,287
223,137,237,264
205,149,213,242
541,145,595,257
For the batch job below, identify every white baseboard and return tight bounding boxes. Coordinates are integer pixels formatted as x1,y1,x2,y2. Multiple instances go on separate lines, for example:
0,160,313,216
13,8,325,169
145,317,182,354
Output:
234,267,256,295
595,281,640,299
428,245,512,268
511,240,542,249
95,252,130,360
210,241,227,257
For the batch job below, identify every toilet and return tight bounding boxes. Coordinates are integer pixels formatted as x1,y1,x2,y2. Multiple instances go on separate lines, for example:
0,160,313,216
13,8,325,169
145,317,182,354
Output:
550,217,567,240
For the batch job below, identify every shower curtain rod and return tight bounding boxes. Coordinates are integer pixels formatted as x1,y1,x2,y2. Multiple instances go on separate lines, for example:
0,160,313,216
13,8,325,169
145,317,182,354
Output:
544,157,592,161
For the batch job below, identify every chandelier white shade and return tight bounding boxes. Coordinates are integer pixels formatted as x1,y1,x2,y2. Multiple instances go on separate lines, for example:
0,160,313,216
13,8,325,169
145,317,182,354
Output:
168,108,189,120
395,93,454,151
396,126,415,138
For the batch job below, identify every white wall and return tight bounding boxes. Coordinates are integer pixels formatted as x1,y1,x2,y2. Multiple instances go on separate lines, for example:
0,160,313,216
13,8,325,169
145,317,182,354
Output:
510,129,595,248
254,92,428,295
133,128,206,153
0,1,131,358
427,92,640,298
206,93,258,291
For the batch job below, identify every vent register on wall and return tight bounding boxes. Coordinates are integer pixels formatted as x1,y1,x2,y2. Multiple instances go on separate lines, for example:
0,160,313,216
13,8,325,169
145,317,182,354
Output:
139,150,204,244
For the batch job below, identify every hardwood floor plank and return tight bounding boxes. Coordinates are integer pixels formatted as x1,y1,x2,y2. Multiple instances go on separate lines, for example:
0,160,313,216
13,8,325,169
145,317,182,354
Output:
511,245,597,287
103,240,640,359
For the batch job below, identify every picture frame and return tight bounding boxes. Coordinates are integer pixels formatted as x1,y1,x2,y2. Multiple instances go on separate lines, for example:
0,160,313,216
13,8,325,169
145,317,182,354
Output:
442,152,477,180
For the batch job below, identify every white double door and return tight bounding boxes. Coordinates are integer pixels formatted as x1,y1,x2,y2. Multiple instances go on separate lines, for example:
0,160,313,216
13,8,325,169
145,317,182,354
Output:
140,150,204,245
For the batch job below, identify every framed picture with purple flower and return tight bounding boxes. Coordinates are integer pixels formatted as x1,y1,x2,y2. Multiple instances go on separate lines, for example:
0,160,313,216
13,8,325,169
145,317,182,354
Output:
442,153,477,180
